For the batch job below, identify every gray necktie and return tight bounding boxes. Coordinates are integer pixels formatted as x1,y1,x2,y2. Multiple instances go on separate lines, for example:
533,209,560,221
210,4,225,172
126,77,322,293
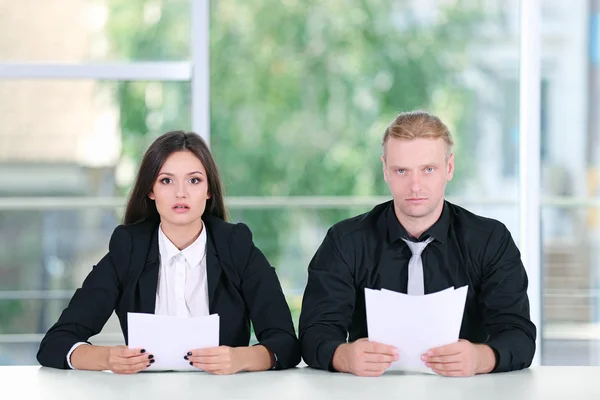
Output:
402,237,434,296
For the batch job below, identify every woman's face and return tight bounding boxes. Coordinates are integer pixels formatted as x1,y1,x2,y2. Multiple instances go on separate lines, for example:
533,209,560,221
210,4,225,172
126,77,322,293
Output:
148,150,210,230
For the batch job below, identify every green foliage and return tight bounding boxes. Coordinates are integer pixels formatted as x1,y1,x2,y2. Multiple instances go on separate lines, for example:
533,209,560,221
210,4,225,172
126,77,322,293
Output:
0,213,39,334
104,0,191,165
105,1,488,313
0,301,23,334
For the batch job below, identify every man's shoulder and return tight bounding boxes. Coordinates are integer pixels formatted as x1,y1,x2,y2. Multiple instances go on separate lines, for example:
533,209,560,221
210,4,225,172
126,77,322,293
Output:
446,201,510,236
329,200,391,238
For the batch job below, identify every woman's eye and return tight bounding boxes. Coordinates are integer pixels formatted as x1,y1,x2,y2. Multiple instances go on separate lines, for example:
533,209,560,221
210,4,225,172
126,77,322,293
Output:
160,178,172,184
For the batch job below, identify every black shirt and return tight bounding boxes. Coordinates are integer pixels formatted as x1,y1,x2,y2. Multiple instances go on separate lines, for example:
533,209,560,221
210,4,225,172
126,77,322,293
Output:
299,200,536,373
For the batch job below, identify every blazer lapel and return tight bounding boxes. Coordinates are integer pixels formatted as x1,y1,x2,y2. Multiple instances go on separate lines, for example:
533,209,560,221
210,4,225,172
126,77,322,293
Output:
134,218,222,314
205,229,222,313
138,226,160,314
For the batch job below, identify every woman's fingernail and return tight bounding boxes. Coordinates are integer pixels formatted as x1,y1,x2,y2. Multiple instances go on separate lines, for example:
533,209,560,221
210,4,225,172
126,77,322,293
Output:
187,352,192,356
147,364,151,368
189,361,193,366
148,354,154,360
149,359,155,364
184,355,188,360
140,349,146,354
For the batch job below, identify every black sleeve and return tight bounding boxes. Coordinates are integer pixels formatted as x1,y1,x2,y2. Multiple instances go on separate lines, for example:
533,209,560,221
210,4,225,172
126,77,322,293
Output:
36,226,132,369
480,223,537,372
299,227,356,371
233,223,301,370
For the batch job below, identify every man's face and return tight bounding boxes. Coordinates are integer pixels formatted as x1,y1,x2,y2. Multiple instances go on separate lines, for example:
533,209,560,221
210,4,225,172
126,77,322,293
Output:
382,137,454,222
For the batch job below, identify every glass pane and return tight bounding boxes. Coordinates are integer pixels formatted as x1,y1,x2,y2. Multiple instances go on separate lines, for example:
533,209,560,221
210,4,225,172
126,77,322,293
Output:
0,79,191,196
0,0,190,62
0,343,40,366
210,0,520,198
542,206,600,366
0,208,126,349
0,335,124,366
0,209,122,292
0,76,190,364
229,206,371,324
210,0,521,326
0,299,70,334
0,298,122,338
540,0,600,366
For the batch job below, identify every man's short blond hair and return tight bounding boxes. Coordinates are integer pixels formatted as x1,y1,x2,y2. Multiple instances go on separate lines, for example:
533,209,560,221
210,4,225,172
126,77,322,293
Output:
382,110,454,156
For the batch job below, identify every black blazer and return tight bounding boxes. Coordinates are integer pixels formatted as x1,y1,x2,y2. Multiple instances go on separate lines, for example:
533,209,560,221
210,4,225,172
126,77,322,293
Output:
37,215,301,370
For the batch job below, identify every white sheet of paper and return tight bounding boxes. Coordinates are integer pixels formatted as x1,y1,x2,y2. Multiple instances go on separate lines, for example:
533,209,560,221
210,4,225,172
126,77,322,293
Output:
380,287,454,297
127,312,220,371
365,286,468,374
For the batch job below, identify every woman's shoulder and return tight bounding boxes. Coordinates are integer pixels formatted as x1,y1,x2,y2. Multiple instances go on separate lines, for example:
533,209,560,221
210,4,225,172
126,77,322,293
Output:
204,215,252,239
108,219,159,250
204,216,257,260
203,216,260,280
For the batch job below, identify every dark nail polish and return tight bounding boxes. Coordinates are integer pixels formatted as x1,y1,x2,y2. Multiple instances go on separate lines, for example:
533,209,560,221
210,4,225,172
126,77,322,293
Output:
147,364,151,368
140,349,146,354
184,355,188,360
189,361,193,366
150,359,155,364
187,352,192,356
148,355,154,360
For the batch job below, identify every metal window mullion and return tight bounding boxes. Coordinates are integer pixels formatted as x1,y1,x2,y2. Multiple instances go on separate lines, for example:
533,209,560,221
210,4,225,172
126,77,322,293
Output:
0,62,192,80
519,0,543,366
190,0,210,144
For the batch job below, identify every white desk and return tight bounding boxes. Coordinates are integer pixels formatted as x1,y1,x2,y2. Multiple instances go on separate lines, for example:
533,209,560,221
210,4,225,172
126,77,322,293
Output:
0,366,598,400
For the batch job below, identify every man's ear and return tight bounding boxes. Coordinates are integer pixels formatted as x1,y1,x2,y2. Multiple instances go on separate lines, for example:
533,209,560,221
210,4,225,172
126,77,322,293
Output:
446,153,455,181
381,154,389,183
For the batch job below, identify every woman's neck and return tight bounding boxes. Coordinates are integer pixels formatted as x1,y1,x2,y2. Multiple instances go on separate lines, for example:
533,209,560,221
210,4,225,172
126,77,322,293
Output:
160,219,204,250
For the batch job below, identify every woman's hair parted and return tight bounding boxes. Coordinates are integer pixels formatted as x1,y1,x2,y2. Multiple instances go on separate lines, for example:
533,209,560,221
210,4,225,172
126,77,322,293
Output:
123,131,227,225
382,110,454,158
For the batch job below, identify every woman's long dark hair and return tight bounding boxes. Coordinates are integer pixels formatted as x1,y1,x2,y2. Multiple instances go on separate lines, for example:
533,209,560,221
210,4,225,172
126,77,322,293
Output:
123,131,227,224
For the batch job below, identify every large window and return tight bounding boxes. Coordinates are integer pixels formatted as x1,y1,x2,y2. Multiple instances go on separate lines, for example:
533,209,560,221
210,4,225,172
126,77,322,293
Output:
1,0,597,367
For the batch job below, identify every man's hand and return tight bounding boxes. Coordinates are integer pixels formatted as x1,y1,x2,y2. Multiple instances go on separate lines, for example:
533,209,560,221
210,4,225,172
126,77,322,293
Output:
421,339,496,377
332,338,399,377
186,346,245,375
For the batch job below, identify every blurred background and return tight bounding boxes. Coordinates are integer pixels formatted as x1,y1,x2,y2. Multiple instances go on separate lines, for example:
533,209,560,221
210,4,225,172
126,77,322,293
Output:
0,0,599,366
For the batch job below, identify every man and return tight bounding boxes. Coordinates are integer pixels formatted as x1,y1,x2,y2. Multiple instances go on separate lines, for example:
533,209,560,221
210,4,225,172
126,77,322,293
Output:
299,110,536,377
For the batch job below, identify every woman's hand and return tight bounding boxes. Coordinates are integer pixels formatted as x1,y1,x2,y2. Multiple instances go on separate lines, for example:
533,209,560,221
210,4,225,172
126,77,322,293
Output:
104,345,154,374
185,345,274,374
71,344,154,374
186,346,244,375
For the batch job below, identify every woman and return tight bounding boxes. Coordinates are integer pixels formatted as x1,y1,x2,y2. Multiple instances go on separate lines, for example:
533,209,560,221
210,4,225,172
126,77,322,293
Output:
37,131,301,374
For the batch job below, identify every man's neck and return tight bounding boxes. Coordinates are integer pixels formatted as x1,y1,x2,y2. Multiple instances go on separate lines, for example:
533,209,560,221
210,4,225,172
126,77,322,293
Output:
394,202,444,239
